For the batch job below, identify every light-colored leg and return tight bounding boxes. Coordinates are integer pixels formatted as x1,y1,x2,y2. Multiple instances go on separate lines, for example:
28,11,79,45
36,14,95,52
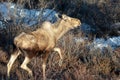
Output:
20,50,37,76
53,47,63,60
7,50,21,77
20,56,33,76
53,47,63,66
42,52,49,80
42,63,46,80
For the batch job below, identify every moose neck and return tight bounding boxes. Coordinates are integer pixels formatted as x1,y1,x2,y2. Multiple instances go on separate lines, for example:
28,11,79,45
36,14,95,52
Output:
54,20,72,40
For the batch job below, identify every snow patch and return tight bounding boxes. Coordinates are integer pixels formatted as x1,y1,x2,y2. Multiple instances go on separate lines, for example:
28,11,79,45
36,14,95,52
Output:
0,2,57,26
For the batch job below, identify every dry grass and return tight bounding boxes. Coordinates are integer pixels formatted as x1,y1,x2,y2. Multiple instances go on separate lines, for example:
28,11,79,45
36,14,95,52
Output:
0,26,120,80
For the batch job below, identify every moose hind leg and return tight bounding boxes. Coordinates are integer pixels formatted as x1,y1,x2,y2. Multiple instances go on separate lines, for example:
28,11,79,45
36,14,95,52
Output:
42,63,46,80
42,52,50,80
20,56,33,76
7,50,21,77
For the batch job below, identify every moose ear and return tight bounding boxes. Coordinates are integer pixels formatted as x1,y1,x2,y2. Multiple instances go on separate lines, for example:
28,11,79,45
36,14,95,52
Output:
62,14,66,18
62,14,70,20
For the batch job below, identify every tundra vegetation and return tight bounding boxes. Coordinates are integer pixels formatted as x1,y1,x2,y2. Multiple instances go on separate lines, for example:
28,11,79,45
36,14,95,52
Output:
0,0,120,80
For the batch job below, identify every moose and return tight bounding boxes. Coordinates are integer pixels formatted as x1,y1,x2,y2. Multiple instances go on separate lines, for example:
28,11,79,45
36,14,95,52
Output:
7,14,81,80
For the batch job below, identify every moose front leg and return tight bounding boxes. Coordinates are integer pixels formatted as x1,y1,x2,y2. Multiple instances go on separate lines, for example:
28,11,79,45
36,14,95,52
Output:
53,47,63,66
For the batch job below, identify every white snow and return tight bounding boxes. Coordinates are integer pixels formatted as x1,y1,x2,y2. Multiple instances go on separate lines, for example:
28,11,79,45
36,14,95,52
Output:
0,2,57,26
87,36,120,50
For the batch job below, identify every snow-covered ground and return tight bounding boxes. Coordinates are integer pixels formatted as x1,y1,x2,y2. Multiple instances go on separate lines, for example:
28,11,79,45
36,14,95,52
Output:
74,36,120,50
0,2,57,27
0,2,120,50
90,36,120,50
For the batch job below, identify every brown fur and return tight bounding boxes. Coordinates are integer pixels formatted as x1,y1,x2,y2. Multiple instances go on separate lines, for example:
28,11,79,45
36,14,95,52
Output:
7,14,81,80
